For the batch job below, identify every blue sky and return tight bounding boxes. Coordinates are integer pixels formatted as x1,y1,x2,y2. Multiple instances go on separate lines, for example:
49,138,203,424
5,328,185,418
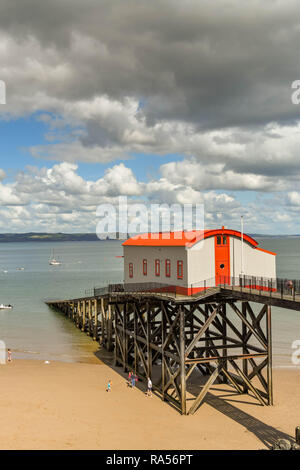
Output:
0,114,184,182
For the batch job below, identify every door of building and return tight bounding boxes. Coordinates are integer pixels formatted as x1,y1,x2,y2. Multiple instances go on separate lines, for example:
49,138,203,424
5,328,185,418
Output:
215,234,230,285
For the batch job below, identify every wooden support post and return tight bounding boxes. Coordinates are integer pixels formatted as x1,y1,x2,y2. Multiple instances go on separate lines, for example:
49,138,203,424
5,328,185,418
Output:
242,302,248,393
266,305,273,405
179,305,186,415
134,302,138,376
146,302,152,379
222,303,228,384
76,301,80,328
93,299,98,340
161,302,166,401
69,302,73,319
113,303,118,366
123,303,127,371
87,300,92,336
204,304,210,375
107,303,113,351
81,300,86,332
100,297,105,346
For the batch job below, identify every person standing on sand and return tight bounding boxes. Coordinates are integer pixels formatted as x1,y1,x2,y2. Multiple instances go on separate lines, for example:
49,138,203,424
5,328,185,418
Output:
7,349,12,363
106,380,112,392
147,377,152,397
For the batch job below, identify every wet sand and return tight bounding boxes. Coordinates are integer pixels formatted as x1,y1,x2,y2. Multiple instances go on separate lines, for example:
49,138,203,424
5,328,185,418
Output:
0,359,298,450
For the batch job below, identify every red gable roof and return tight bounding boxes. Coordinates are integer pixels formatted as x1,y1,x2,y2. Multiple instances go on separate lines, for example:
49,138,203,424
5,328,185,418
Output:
122,228,259,248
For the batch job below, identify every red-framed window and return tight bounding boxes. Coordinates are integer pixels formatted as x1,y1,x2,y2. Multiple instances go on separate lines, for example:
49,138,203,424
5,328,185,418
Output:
155,259,160,276
177,260,183,279
143,259,147,276
129,262,133,278
165,259,171,277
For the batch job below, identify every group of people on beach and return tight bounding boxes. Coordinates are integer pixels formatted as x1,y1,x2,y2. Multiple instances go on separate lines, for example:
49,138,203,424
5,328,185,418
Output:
127,371,152,396
127,371,138,389
106,372,152,396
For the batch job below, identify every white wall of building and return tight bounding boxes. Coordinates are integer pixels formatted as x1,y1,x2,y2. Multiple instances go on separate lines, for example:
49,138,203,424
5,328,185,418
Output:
123,245,188,286
230,237,276,279
187,237,215,286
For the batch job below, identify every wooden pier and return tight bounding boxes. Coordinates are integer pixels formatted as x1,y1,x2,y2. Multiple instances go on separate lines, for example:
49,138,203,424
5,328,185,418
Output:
46,281,300,415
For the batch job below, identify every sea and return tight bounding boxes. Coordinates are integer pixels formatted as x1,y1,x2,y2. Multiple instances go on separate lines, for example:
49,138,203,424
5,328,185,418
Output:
0,237,299,367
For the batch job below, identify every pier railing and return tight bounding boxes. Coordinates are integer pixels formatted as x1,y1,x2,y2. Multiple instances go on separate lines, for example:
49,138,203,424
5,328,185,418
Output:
191,276,300,299
86,275,300,300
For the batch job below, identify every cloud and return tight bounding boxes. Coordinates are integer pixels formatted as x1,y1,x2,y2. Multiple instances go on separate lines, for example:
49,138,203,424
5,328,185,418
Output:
0,160,297,233
0,0,299,125
1,1,300,231
0,1,300,191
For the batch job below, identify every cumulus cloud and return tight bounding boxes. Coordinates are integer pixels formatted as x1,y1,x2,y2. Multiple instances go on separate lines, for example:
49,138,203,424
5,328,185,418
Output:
0,160,297,233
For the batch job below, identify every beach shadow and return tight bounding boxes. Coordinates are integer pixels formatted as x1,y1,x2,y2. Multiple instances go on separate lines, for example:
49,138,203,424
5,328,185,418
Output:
186,373,294,448
93,347,294,449
203,391,294,449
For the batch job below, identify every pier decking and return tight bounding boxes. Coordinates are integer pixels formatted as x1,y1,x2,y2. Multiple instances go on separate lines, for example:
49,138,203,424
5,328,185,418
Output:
45,277,300,415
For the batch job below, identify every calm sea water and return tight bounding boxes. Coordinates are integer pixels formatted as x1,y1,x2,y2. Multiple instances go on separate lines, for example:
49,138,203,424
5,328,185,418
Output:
0,237,299,367
0,240,123,363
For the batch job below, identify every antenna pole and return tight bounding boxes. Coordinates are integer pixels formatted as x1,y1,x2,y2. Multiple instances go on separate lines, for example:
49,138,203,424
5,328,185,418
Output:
241,215,244,275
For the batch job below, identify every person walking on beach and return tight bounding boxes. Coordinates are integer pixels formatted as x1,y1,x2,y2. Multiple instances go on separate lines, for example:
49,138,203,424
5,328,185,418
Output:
131,373,136,389
106,380,112,392
127,371,132,387
147,377,152,397
7,349,12,363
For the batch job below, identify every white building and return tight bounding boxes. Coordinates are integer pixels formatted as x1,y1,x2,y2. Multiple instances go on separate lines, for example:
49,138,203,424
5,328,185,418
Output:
122,228,276,295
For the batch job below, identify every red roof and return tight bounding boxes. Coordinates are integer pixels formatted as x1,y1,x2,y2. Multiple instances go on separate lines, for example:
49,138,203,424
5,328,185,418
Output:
122,228,259,248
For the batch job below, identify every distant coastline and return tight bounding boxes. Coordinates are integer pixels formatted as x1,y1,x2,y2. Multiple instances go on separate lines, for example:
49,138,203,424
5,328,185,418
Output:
0,233,117,242
0,232,298,242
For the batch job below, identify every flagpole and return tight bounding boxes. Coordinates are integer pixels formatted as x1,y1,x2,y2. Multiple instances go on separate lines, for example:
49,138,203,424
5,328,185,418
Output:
241,215,244,275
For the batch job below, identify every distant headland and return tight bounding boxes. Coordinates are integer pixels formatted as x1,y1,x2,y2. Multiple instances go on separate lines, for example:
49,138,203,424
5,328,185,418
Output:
0,233,119,242
0,232,298,242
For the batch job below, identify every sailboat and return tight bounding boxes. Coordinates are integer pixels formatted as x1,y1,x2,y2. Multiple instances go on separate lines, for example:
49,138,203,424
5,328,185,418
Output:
49,249,61,266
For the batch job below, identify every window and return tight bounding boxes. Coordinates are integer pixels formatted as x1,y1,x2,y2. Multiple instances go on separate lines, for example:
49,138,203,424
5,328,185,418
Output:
177,260,183,279
129,262,133,278
143,259,147,276
165,259,171,277
216,234,227,246
155,259,160,276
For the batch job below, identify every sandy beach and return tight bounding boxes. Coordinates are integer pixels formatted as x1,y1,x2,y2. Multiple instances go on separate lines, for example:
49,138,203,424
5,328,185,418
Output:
0,358,298,450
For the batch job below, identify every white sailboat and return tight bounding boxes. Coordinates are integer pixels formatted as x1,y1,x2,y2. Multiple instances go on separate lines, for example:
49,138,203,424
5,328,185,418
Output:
49,249,61,266
0,304,13,309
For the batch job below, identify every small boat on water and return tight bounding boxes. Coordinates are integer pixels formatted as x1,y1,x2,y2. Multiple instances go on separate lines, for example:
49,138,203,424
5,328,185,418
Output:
16,267,25,271
0,304,13,310
49,249,61,266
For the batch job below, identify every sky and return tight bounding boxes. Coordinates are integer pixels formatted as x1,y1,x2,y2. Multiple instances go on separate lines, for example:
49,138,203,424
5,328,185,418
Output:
1,0,300,234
